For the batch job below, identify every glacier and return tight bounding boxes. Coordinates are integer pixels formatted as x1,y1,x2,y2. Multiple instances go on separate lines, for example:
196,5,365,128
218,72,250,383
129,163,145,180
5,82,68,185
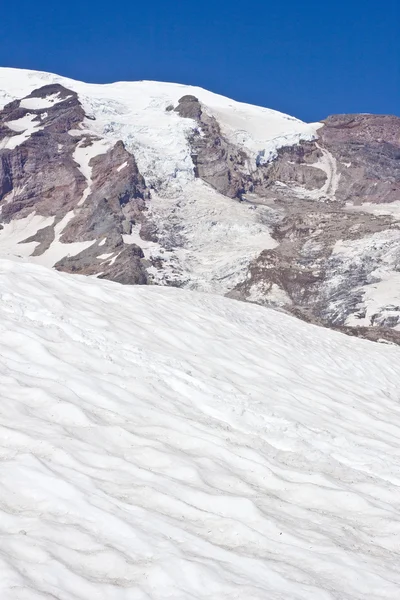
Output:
0,67,319,195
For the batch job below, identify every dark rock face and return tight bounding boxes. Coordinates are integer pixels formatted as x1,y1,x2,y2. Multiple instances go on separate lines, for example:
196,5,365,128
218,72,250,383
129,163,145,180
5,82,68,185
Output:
251,142,328,196
99,244,148,285
318,115,400,205
175,95,252,198
0,84,151,285
321,113,400,146
23,224,55,256
56,242,148,285
174,95,202,121
0,156,13,200
61,140,148,243
0,85,87,219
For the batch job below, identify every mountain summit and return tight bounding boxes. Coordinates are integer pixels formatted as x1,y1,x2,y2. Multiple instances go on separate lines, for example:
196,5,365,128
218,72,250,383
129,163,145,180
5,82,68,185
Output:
1,68,399,343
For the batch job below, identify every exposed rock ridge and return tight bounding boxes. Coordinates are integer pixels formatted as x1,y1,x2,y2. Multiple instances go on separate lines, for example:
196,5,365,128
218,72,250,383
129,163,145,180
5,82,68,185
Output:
175,95,400,208
174,95,253,198
0,84,151,284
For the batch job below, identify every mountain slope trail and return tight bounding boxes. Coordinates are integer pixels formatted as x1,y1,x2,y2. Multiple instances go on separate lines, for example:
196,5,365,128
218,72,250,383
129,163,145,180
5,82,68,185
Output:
0,260,400,599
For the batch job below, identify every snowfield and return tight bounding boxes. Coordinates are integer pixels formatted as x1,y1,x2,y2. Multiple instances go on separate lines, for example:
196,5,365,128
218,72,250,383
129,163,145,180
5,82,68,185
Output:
1,260,400,599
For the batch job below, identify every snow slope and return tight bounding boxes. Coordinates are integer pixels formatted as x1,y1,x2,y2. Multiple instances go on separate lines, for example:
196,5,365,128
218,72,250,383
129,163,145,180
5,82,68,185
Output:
0,67,319,194
0,259,400,599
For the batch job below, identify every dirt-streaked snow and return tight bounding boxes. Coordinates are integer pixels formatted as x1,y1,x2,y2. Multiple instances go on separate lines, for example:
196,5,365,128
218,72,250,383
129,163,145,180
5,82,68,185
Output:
146,179,278,292
0,259,400,599
332,230,400,329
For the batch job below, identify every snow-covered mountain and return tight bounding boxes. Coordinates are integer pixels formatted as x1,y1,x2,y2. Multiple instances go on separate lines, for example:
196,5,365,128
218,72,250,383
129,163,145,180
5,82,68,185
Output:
1,258,400,599
0,67,400,343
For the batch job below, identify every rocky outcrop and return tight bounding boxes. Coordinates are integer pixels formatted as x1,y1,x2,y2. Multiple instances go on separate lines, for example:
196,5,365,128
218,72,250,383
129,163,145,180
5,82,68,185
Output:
174,95,252,198
61,141,148,243
250,114,400,205
318,114,400,204
0,86,86,220
175,97,400,210
56,242,148,285
227,193,400,343
0,84,151,285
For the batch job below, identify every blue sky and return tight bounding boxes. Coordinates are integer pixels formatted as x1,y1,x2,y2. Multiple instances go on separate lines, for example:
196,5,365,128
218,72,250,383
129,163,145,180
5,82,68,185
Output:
1,0,398,121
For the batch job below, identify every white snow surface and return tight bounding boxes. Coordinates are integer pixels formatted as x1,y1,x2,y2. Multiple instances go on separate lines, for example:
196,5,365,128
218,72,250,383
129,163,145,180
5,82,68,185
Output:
0,212,95,267
0,67,319,195
19,92,68,110
0,259,400,599
1,113,44,150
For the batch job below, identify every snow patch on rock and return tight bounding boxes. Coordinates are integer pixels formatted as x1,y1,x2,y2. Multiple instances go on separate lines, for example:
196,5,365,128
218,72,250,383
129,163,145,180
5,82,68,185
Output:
73,138,110,206
2,113,43,149
19,92,70,110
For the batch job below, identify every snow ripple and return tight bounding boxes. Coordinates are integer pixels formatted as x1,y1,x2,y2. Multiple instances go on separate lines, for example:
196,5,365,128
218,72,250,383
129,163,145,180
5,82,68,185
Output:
0,260,400,599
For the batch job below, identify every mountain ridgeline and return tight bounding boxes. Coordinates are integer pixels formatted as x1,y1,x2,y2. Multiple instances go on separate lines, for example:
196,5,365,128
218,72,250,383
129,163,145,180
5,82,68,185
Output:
0,68,399,344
